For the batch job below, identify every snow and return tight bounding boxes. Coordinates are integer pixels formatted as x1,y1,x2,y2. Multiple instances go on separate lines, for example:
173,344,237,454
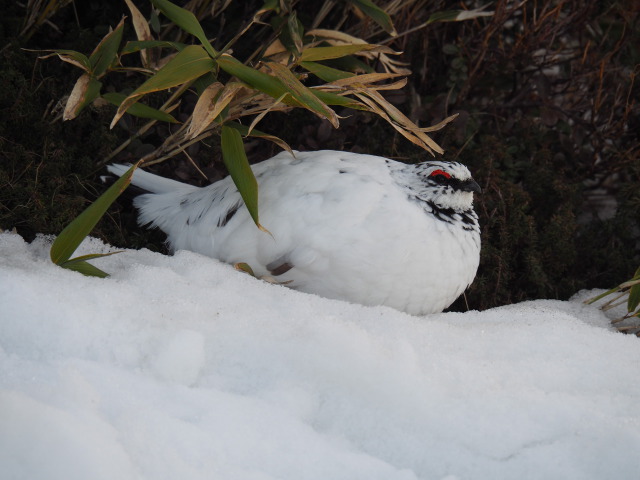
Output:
1,231,639,480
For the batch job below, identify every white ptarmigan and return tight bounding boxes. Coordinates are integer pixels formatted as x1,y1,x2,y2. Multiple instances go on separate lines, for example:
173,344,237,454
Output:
108,150,481,315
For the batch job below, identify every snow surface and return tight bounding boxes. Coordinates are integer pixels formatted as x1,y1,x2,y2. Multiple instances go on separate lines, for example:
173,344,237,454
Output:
1,231,639,480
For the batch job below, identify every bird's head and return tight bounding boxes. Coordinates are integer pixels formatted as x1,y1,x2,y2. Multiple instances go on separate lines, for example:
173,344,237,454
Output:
417,161,481,211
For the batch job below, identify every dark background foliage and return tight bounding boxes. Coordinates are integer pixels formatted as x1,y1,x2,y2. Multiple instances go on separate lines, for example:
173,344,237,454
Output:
1,0,638,311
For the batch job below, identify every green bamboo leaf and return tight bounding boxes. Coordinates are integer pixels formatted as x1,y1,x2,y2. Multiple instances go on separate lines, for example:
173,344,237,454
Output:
217,55,355,113
50,163,140,265
627,267,640,313
265,61,339,127
346,0,396,36
287,11,304,56
271,12,304,56
151,0,217,58
220,125,261,228
61,251,125,265
312,89,365,109
217,54,292,101
38,49,92,72
102,92,178,123
234,262,256,277
300,61,354,82
111,45,215,128
121,40,187,55
628,284,640,313
60,260,109,278
89,16,126,77
300,44,381,62
261,0,279,11
585,286,620,305
150,9,161,33
325,55,375,74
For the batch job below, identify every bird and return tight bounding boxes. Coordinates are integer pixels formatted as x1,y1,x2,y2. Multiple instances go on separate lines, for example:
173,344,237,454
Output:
107,150,481,315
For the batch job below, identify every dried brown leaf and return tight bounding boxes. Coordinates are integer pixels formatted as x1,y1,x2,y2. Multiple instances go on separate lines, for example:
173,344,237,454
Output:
247,92,288,136
63,73,100,121
124,0,153,67
188,82,224,138
353,91,442,155
188,82,245,138
263,38,288,58
329,72,404,87
418,113,459,133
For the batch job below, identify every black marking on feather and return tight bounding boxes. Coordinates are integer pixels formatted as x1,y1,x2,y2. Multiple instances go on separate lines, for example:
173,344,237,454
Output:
339,169,347,174
217,202,241,227
424,201,479,231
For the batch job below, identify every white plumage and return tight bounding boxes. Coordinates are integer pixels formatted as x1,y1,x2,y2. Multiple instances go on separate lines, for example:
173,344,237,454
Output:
108,150,481,315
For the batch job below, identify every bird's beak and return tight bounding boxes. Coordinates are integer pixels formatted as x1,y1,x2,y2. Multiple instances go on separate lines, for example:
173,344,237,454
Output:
460,179,482,193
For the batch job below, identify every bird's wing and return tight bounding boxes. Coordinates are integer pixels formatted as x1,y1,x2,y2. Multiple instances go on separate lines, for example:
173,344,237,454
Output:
127,151,403,293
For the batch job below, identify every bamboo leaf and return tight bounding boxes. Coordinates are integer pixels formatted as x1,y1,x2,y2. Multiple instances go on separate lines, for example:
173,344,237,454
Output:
217,55,356,113
329,72,403,87
585,286,620,305
219,55,354,115
151,0,217,58
63,74,102,121
38,49,92,72
347,0,397,36
261,0,279,11
123,0,153,66
218,54,347,110
110,45,215,128
59,260,110,278
227,122,293,155
628,267,640,313
628,284,640,313
121,40,186,55
356,88,444,154
217,54,292,101
418,113,459,133
192,72,218,95
300,44,384,62
220,126,261,228
150,9,161,32
234,262,256,277
247,92,288,136
285,11,304,56
102,92,178,123
61,251,125,265
50,163,140,265
354,91,440,155
300,61,354,82
312,88,365,109
188,81,224,138
264,61,339,127
89,16,126,77
427,6,494,24
188,82,244,139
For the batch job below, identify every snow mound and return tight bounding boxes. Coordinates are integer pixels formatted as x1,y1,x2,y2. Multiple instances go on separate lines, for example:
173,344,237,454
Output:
1,232,639,480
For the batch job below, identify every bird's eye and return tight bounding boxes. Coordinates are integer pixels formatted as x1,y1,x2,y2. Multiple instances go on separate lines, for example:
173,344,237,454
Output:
429,169,452,182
